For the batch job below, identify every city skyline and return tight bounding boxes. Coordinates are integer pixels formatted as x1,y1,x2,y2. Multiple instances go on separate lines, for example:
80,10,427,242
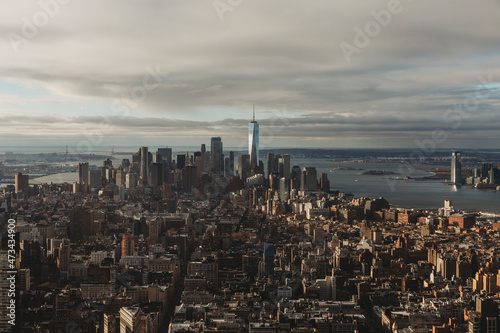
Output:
1,1,500,149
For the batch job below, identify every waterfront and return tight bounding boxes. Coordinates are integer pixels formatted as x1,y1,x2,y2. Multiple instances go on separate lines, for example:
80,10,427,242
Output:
293,159,500,212
23,157,500,213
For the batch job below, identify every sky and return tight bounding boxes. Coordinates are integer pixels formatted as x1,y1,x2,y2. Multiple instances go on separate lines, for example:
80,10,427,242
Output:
1,0,500,151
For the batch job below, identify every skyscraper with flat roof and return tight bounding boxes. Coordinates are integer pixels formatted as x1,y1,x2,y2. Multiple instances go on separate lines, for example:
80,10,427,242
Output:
78,162,89,185
157,147,172,164
451,151,462,184
15,172,29,194
211,137,224,174
140,146,149,185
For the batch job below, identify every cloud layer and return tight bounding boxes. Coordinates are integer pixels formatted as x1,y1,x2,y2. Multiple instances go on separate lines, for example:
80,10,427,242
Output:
1,0,500,148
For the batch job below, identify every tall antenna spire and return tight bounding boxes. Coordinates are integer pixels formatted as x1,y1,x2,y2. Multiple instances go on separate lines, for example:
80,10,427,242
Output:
253,105,255,122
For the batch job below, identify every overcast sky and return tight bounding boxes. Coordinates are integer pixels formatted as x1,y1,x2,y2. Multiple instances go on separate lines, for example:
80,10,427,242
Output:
1,0,500,151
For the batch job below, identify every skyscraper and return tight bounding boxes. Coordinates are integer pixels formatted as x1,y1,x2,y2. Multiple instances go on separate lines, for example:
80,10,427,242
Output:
201,144,207,173
176,154,186,170
78,162,89,185
238,154,251,181
119,307,142,333
0,251,11,331
211,137,224,174
121,234,135,257
451,151,462,184
278,154,290,179
149,162,163,186
157,147,172,164
69,207,94,241
301,167,318,191
249,107,259,169
140,146,149,185
266,153,275,178
15,172,29,194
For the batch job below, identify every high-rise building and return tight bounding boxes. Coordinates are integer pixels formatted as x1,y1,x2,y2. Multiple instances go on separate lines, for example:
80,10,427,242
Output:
211,137,224,174
58,239,70,276
176,154,186,170
279,177,289,202
15,172,29,194
78,162,89,185
201,144,207,173
126,173,137,189
19,268,31,292
89,170,101,189
301,167,318,191
482,163,493,178
451,151,463,184
140,147,149,185
157,147,172,164
149,163,163,186
266,153,275,178
278,154,290,179
115,166,125,187
119,307,142,333
249,107,259,169
320,172,330,192
183,165,198,191
121,234,135,257
291,165,301,179
262,243,275,277
0,251,11,331
69,207,94,241
228,151,235,176
238,154,251,181
490,166,500,184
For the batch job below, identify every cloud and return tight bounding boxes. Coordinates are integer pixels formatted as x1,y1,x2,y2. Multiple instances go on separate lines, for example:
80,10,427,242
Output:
0,0,500,147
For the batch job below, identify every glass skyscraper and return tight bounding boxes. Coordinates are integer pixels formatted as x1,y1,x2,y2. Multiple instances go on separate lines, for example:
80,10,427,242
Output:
249,108,259,169
451,151,462,184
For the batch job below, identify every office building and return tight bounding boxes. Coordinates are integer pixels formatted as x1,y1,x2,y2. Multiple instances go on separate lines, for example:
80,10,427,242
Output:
183,165,198,191
157,147,172,164
0,251,11,331
15,172,29,195
149,163,163,186
115,166,125,186
69,207,94,242
320,172,330,192
19,268,31,292
249,108,259,169
225,151,234,177
89,170,101,189
262,243,275,277
78,162,89,185
291,165,301,179
451,151,463,184
278,154,290,179
176,154,186,170
211,137,224,174
121,234,135,257
140,146,149,185
301,167,318,191
201,144,207,173
58,239,70,277
238,154,251,181
119,307,142,333
266,153,275,178
125,173,137,189
279,177,289,202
